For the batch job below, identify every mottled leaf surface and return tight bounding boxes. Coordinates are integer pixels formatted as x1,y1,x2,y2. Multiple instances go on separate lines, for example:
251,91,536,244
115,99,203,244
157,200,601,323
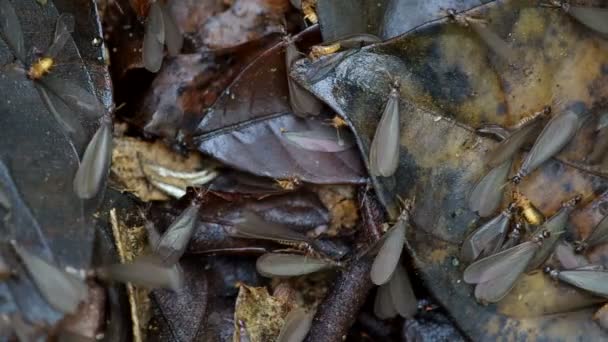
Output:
294,0,608,339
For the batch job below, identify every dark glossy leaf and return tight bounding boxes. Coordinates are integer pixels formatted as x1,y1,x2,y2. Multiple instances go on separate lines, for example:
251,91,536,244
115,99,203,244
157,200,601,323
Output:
195,114,365,184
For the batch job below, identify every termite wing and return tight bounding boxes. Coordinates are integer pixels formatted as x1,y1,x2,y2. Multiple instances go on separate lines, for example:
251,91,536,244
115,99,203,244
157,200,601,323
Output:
468,159,512,217
461,203,515,263
485,107,550,168
464,195,580,302
286,39,323,117
541,1,608,35
447,9,516,63
575,214,608,253
374,264,417,319
526,195,580,271
464,231,545,303
546,267,608,298
0,0,25,63
370,208,408,285
255,253,338,278
73,115,112,199
277,307,315,342
12,242,88,314
369,79,400,178
143,0,183,72
154,194,203,265
232,211,348,259
512,109,586,182
96,254,184,291
283,126,355,152
554,241,589,270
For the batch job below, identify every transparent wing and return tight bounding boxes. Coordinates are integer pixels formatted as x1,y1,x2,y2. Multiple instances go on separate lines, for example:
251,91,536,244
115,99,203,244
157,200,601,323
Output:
555,241,588,270
283,128,354,152
36,83,86,146
143,1,165,72
486,122,539,168
369,91,400,177
463,241,536,283
370,219,406,285
73,119,112,199
474,266,522,303
585,214,608,248
156,203,200,265
99,254,184,290
46,14,75,58
277,308,315,342
233,211,310,243
558,270,608,297
374,283,397,320
388,264,417,318
287,42,323,117
468,159,512,217
0,0,25,62
40,75,105,119
161,3,182,56
461,211,510,263
569,7,608,35
255,253,334,277
13,244,88,314
527,207,571,271
469,20,516,63
520,110,581,175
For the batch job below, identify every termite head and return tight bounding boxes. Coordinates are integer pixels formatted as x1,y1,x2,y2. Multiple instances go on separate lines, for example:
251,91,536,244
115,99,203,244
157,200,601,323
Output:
326,115,347,129
574,241,588,254
533,229,551,244
543,266,560,279
563,194,582,208
511,174,523,185
541,105,552,116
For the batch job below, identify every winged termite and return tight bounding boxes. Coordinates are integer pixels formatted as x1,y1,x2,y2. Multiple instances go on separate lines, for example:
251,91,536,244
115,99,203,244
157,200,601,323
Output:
447,9,516,63
486,107,550,168
277,307,315,342
233,211,312,248
555,241,589,269
500,221,522,250
370,208,408,285
286,39,323,117
546,267,608,298
143,0,183,72
12,243,88,314
512,191,544,226
461,204,515,263
526,195,580,271
369,79,400,178
542,1,608,35
255,253,338,277
96,254,184,290
305,49,358,84
73,116,112,199
0,6,104,142
468,159,512,217
154,193,203,265
463,230,551,303
575,214,608,253
283,127,355,152
512,109,585,183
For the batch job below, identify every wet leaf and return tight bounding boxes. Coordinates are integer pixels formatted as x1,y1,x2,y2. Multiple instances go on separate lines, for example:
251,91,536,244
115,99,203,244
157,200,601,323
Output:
293,0,608,338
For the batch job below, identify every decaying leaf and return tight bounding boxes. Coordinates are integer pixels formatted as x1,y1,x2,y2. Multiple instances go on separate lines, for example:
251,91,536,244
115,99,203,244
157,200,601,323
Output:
111,137,210,201
293,0,608,338
109,209,152,342
233,283,295,342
